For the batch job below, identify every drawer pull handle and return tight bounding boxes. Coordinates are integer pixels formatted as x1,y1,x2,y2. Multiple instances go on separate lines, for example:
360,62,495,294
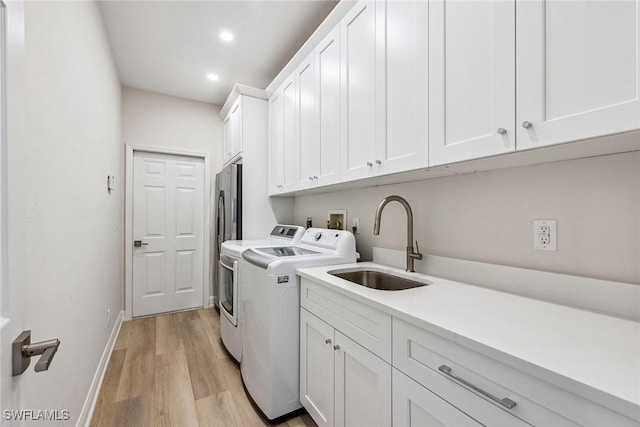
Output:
438,365,517,410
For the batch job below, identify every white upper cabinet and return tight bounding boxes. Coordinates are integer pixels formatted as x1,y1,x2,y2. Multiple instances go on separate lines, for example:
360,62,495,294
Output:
340,1,386,181
297,53,319,188
429,0,516,166
517,0,640,149
223,97,243,165
269,90,285,193
382,0,429,174
223,113,232,164
269,76,299,194
315,27,342,186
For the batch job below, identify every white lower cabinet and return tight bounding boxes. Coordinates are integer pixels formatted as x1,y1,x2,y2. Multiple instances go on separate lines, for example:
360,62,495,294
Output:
393,368,483,427
300,308,392,427
300,280,637,427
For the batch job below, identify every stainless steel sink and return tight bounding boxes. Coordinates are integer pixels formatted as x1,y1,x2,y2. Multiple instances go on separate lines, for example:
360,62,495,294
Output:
329,269,429,291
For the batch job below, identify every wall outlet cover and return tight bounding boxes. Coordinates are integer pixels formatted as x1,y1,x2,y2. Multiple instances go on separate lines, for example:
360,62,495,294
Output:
533,219,557,251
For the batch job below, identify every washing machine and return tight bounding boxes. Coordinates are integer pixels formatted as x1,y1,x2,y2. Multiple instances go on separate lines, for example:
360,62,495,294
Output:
240,228,357,420
219,225,305,362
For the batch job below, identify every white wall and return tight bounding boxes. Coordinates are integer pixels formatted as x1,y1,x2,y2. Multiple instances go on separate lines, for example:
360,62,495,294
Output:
294,151,640,285
4,1,122,424
121,86,223,172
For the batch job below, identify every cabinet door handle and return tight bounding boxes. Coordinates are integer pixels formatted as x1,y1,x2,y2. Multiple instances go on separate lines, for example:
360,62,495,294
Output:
333,344,340,350
366,162,373,167
497,128,507,135
522,121,533,129
309,177,314,181
375,159,382,164
325,338,332,344
438,365,517,410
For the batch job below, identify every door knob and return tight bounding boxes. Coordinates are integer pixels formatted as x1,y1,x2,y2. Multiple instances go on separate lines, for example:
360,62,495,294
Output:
13,331,60,376
522,121,533,129
133,240,148,247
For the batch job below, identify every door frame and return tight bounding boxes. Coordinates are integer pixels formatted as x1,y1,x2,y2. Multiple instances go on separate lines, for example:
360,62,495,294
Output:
124,144,211,320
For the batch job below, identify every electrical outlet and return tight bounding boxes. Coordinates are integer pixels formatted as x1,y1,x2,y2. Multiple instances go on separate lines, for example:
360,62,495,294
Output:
533,219,557,251
352,218,360,234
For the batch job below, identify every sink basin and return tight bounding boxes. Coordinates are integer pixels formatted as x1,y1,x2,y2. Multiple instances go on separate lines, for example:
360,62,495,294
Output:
329,269,429,291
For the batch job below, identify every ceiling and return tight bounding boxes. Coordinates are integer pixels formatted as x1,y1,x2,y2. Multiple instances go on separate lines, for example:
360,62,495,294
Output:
98,0,338,105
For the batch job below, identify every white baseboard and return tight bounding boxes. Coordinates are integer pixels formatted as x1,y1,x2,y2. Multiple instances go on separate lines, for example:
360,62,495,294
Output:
76,310,125,427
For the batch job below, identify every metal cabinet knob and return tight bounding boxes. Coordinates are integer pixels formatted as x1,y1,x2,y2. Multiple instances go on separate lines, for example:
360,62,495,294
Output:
333,344,340,350
522,121,533,129
375,160,382,164
276,185,283,189
325,338,332,344
366,162,373,167
497,128,507,135
309,177,314,181
313,176,318,180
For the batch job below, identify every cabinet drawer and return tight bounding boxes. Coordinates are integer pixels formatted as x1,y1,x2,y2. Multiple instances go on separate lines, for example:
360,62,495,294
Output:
393,318,576,426
301,279,392,362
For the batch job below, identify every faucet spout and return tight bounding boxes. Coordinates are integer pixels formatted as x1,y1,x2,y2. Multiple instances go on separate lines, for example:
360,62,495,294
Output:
373,195,423,272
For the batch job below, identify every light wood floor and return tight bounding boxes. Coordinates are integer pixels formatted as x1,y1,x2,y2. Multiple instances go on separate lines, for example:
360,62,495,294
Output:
90,308,317,427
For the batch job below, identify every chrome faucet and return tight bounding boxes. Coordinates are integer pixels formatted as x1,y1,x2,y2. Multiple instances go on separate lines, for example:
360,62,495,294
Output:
373,195,423,272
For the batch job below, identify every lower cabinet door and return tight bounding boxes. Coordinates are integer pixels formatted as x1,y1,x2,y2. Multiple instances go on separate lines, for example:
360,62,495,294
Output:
393,368,482,427
335,331,391,427
300,309,335,427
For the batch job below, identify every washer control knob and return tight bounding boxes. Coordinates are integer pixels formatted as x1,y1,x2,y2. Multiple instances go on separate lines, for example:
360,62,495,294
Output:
314,232,323,241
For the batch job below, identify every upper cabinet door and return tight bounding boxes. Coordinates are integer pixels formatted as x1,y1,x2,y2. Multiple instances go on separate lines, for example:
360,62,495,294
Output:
340,1,386,181
269,90,285,193
223,113,233,164
230,98,243,159
428,0,516,166
282,76,300,191
382,0,429,175
297,53,319,187
517,0,640,150
316,27,342,186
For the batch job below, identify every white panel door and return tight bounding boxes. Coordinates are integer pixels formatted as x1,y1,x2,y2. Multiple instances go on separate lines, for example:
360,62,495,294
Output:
392,368,482,427
230,98,243,159
429,0,515,166
297,53,319,188
132,151,204,317
269,90,285,193
382,0,429,175
223,113,232,164
316,26,342,186
282,76,300,191
340,0,386,181
300,309,335,427
517,0,640,149
334,331,391,427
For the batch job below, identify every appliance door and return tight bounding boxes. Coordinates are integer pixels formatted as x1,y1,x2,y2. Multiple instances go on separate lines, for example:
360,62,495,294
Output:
219,253,238,326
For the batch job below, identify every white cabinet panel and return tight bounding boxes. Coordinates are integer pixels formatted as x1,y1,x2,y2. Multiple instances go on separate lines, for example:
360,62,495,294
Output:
282,77,299,191
383,0,429,174
298,54,319,187
341,1,386,181
230,98,242,159
223,114,232,164
429,0,515,165
393,368,482,427
517,0,640,149
300,309,335,427
269,91,285,193
316,27,342,186
334,331,391,427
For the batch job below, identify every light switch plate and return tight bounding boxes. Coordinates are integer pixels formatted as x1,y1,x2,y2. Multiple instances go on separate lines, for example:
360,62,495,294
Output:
533,219,557,251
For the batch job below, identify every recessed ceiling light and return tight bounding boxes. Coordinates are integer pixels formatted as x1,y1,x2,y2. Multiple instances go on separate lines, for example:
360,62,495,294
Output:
220,31,234,42
207,73,219,81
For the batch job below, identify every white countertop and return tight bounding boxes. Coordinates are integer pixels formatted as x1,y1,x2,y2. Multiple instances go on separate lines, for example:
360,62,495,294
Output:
296,262,640,421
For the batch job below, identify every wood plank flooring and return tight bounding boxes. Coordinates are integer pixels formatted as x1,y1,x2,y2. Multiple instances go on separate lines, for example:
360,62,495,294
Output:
91,308,317,427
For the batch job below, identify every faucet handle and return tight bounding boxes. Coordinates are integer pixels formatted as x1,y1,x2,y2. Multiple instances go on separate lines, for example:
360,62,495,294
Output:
413,241,424,260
